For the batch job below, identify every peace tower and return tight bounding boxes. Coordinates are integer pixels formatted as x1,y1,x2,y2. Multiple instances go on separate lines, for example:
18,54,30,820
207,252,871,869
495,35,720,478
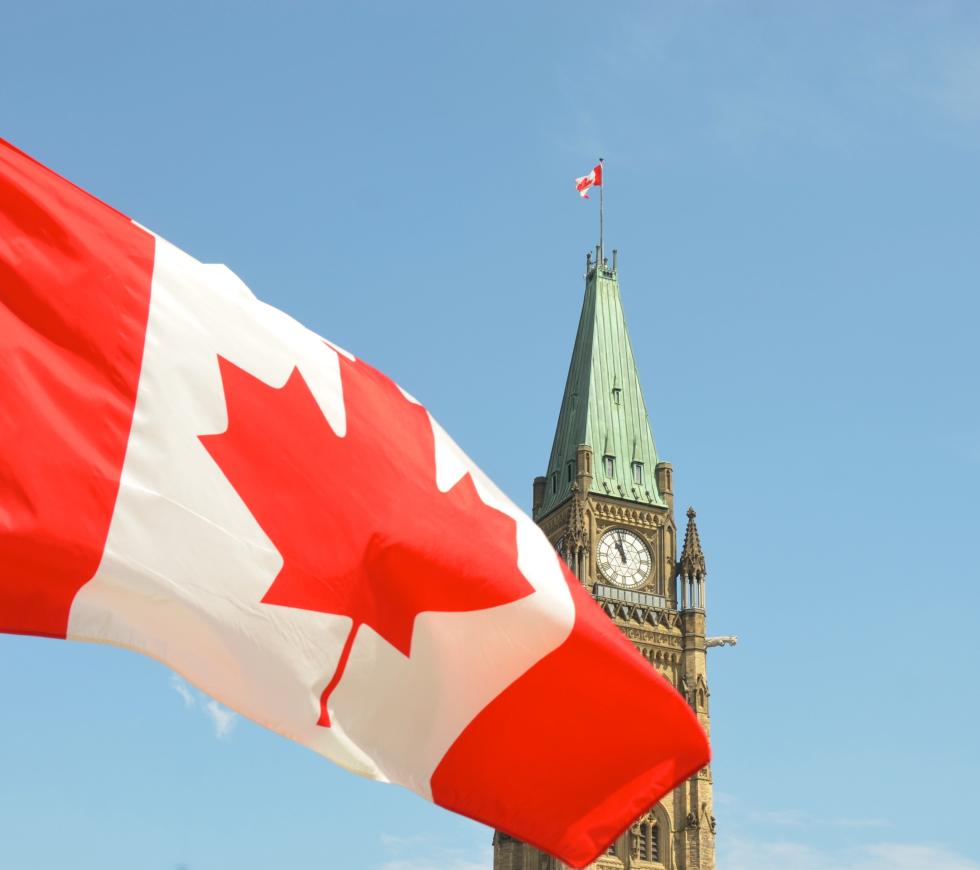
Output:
492,248,720,870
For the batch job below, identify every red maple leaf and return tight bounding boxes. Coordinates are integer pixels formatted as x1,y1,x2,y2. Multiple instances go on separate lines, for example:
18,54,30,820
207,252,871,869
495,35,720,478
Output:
200,352,535,726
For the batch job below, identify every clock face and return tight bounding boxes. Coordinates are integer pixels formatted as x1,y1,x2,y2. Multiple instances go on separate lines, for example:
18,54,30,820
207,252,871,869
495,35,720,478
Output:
597,528,652,588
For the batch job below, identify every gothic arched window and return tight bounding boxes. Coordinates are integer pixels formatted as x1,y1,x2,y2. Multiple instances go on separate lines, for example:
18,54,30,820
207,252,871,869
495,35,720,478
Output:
631,816,663,864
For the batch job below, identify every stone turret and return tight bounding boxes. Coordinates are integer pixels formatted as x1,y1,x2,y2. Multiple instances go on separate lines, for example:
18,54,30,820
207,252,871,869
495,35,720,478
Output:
679,507,707,611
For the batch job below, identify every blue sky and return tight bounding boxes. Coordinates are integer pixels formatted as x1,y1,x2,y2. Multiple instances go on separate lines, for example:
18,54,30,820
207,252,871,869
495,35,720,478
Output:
2,2,980,868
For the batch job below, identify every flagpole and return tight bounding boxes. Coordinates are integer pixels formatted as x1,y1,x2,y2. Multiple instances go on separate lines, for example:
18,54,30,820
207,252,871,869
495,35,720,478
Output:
598,157,604,264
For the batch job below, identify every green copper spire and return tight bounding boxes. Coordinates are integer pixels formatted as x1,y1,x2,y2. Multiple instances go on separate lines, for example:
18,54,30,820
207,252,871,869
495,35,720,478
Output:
536,252,665,519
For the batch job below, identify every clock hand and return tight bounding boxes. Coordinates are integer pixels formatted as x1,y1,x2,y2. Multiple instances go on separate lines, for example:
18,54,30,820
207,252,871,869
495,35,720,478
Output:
615,534,627,564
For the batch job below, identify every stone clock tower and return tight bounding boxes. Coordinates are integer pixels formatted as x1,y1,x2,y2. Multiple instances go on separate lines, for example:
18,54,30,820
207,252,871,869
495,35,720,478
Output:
492,249,718,870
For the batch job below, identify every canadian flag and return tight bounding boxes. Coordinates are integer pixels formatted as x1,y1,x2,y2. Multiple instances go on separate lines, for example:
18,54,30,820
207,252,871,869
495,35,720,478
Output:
0,140,708,868
575,161,603,198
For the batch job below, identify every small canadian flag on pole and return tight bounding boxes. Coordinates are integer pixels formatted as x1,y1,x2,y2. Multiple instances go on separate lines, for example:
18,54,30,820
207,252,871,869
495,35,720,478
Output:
575,160,603,198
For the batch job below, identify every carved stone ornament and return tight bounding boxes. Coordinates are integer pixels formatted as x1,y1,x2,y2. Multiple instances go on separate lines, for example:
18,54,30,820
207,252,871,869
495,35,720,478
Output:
594,499,665,530
564,484,590,555
678,507,706,581
705,635,738,648
626,626,678,644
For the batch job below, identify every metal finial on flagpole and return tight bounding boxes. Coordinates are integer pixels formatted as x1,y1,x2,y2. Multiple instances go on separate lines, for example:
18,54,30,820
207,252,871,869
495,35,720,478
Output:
598,157,605,265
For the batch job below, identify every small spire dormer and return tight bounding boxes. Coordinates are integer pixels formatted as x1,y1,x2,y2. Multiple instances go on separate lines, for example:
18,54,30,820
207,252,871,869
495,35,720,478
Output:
679,507,707,611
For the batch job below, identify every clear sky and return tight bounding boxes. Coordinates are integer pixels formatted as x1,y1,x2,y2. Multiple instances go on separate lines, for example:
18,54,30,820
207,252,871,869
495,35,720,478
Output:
2,2,979,869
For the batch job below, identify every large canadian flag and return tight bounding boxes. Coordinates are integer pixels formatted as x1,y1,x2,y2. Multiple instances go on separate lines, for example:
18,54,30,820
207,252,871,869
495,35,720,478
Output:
0,139,709,867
